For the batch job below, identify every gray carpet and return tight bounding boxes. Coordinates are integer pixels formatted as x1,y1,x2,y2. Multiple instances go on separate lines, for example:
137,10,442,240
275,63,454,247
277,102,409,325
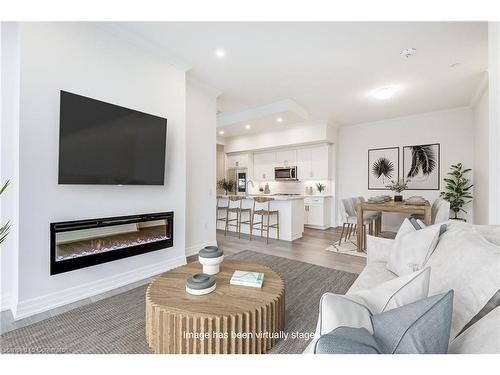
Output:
0,250,358,354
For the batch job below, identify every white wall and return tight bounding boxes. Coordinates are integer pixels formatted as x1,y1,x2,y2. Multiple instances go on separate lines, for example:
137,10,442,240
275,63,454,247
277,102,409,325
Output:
336,107,475,230
473,89,490,224
223,122,336,153
8,22,188,319
488,22,500,225
185,78,218,256
0,23,21,311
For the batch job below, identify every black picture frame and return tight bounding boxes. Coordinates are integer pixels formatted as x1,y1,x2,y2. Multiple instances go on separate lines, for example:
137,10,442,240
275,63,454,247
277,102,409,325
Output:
368,147,400,190
402,143,440,190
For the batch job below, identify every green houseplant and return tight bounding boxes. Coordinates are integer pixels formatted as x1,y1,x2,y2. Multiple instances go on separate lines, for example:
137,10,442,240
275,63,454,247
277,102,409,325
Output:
0,180,10,245
440,163,473,220
315,183,326,194
217,178,236,195
386,178,409,202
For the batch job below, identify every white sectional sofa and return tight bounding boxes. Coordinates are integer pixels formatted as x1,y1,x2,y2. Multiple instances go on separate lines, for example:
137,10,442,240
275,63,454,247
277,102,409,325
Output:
306,221,500,354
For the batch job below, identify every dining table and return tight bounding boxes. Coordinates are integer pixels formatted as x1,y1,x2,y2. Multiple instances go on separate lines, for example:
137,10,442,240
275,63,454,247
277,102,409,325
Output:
356,200,431,251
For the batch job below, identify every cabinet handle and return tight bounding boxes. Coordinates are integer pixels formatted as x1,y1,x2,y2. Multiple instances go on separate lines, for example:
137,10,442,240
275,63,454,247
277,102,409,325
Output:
263,173,266,179
236,161,239,166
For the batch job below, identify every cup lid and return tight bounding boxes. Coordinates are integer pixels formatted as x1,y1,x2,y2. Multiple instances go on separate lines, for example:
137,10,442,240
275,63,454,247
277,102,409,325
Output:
199,246,223,258
186,273,216,290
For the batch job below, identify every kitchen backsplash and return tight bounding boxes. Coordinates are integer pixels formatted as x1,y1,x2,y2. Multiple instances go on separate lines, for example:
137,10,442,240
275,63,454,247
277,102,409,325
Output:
248,180,333,195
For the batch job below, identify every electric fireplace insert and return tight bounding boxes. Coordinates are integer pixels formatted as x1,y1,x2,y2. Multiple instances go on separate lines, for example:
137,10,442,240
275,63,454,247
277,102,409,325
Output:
50,212,173,275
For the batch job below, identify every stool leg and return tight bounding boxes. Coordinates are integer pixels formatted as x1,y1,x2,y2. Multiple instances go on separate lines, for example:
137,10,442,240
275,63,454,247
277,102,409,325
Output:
249,210,253,241
266,213,270,244
224,208,229,236
260,214,264,238
276,212,280,240
237,210,241,239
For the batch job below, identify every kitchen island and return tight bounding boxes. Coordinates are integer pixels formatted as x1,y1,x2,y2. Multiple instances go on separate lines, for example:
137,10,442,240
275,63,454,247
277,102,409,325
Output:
216,195,305,241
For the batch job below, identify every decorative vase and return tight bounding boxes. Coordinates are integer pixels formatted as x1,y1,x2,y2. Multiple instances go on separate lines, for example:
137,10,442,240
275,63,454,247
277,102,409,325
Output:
394,194,403,202
198,246,224,275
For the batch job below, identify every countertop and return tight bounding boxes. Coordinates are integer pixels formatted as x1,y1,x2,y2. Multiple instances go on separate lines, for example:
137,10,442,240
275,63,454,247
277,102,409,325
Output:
218,194,332,201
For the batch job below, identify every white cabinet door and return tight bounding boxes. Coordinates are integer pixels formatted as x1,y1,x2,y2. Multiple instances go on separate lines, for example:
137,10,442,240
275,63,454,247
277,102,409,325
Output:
275,149,296,167
296,148,312,180
310,145,329,180
253,152,276,180
307,205,324,226
226,153,249,169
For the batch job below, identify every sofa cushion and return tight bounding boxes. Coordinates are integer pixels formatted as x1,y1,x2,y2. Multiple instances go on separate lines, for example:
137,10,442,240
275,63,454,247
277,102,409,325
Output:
426,221,500,339
314,291,454,354
304,268,430,353
372,290,454,354
387,224,441,276
314,327,381,354
448,306,500,354
348,262,397,293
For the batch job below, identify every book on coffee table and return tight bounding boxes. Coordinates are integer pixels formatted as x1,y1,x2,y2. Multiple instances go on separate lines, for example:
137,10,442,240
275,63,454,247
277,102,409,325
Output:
230,270,264,288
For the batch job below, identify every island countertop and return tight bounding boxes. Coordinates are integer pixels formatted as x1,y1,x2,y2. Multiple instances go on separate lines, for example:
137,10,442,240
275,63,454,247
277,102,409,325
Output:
216,196,304,241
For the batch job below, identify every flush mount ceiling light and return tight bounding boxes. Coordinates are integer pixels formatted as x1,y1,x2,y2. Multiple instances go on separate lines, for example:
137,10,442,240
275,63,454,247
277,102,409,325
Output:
276,117,283,123
370,86,400,100
400,48,417,59
245,124,251,129
218,130,225,135
215,48,226,58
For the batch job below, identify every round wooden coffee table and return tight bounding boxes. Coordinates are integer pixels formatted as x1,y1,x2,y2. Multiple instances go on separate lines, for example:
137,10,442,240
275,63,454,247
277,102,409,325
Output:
146,260,285,354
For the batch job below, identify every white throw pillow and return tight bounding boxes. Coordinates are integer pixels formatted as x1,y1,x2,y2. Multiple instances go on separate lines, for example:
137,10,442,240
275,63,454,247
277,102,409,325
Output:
387,224,441,276
426,222,500,339
304,267,430,353
448,307,500,354
395,218,417,239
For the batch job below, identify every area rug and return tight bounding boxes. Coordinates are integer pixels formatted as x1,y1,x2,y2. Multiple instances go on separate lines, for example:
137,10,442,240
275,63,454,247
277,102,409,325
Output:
0,250,358,354
326,239,367,258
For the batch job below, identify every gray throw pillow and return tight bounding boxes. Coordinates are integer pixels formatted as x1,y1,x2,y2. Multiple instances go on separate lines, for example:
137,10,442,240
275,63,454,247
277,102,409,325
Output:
314,291,454,354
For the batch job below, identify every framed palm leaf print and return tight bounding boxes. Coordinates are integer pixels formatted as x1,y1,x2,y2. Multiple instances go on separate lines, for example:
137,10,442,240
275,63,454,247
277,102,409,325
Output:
403,143,440,190
368,147,399,190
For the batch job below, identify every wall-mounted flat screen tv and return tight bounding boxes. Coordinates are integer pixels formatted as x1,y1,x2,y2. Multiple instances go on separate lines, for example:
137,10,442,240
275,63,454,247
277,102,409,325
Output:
58,91,167,185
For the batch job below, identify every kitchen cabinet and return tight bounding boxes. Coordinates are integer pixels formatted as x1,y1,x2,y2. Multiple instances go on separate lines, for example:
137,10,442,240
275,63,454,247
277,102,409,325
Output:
296,145,329,180
304,196,331,229
253,151,276,180
227,153,250,169
275,149,296,167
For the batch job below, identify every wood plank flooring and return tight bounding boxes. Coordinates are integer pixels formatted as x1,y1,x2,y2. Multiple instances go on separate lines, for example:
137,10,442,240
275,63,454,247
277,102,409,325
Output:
216,226,366,274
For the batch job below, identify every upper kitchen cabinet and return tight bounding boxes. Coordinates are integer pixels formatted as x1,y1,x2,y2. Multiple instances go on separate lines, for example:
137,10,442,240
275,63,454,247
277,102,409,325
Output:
227,153,250,169
275,149,297,167
253,151,276,180
297,144,330,180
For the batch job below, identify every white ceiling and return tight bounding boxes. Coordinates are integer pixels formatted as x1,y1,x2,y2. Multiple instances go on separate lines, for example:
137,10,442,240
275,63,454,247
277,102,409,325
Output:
113,22,487,129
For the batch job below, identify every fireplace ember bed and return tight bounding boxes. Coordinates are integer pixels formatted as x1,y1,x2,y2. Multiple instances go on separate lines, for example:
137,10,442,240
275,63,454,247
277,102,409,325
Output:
50,212,173,275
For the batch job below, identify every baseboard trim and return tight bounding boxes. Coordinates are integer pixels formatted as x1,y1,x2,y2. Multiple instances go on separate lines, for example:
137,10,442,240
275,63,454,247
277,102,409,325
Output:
185,240,218,257
14,255,187,320
1,292,12,312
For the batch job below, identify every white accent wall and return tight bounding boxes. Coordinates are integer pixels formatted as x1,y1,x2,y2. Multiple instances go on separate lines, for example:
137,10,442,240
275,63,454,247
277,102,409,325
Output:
2,23,188,319
336,107,475,229
185,78,218,256
488,22,500,225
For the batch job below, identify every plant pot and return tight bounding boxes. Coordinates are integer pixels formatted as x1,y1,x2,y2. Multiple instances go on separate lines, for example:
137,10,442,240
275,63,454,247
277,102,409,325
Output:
394,195,403,202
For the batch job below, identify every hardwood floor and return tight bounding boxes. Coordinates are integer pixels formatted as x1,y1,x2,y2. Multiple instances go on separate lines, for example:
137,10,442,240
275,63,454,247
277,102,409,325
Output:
216,226,366,274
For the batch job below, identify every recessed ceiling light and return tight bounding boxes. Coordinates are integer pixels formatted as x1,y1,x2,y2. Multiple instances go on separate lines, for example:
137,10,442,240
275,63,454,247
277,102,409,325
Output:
245,124,251,129
276,117,283,123
215,49,226,58
218,130,225,135
370,86,399,100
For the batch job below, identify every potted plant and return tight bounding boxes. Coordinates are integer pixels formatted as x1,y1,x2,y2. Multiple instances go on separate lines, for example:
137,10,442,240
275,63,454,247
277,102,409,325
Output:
216,178,236,195
0,180,10,245
315,182,326,194
386,178,409,202
440,163,473,221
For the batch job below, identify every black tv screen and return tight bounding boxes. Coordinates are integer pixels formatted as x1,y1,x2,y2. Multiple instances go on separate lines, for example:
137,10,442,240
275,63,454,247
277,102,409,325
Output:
58,91,167,185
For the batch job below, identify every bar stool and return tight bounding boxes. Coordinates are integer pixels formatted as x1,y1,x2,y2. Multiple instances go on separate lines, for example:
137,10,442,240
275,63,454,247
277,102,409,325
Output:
225,196,252,239
216,195,229,232
250,197,280,244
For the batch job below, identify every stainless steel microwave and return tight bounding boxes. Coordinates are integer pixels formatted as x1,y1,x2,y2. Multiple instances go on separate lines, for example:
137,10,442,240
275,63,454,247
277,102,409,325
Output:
274,166,298,181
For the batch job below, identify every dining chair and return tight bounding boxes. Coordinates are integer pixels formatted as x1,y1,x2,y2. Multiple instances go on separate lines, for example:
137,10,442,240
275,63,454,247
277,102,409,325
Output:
411,197,450,224
339,198,374,249
353,196,381,236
